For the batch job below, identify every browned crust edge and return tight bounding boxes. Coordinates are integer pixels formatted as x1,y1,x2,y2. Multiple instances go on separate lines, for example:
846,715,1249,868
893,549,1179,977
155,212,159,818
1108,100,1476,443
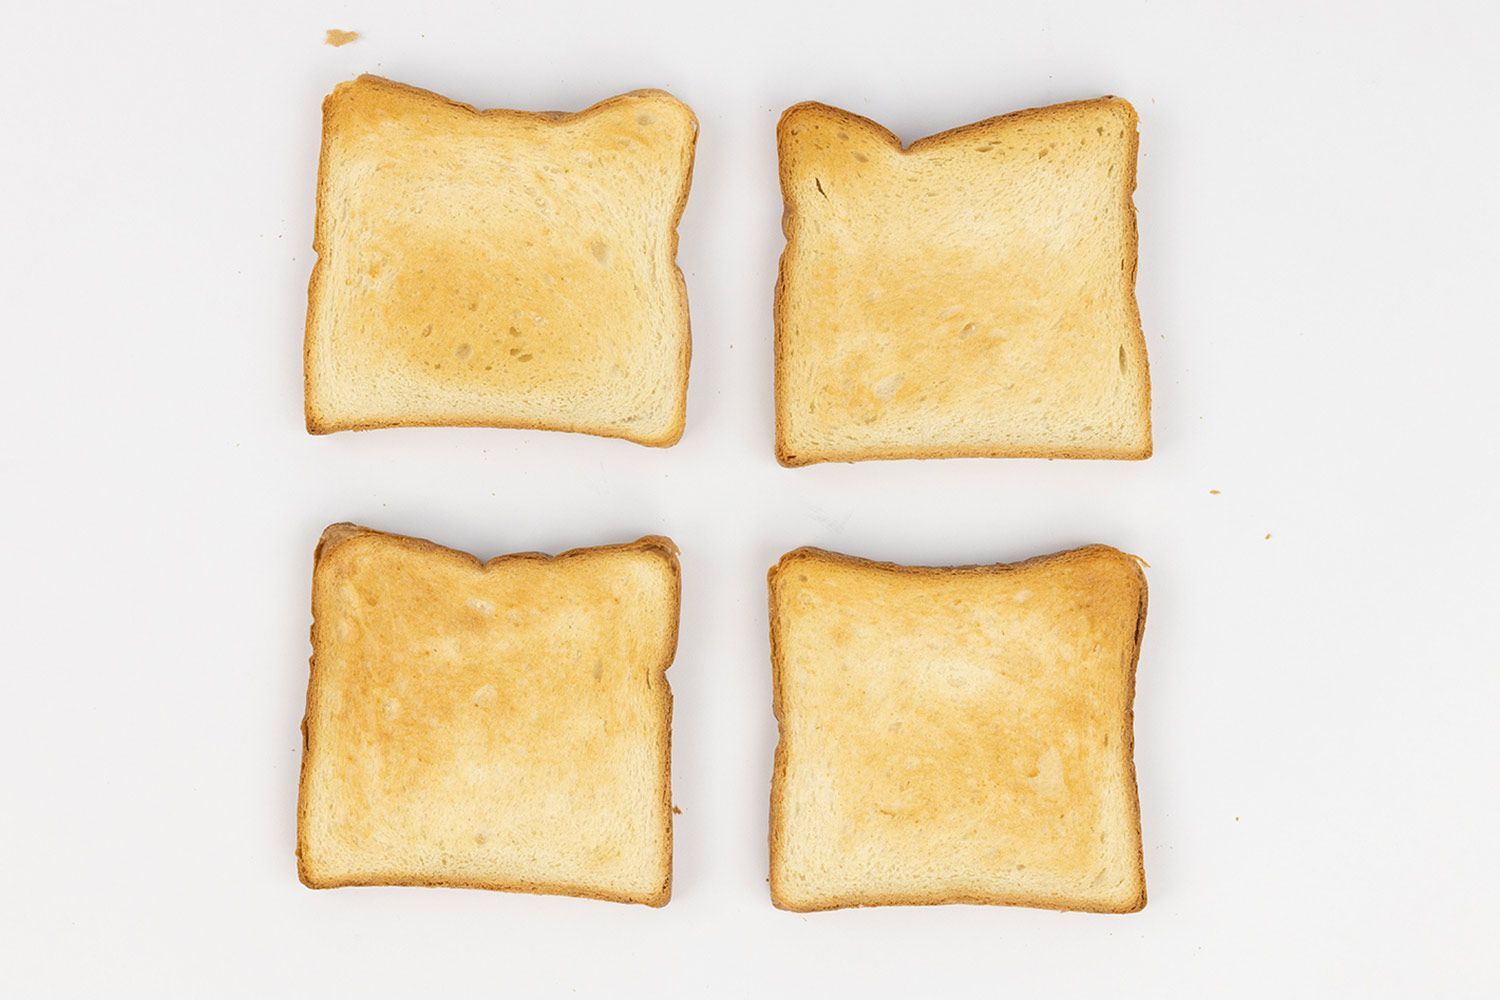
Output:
296,523,680,907
303,75,698,448
765,544,1148,913
771,97,1152,466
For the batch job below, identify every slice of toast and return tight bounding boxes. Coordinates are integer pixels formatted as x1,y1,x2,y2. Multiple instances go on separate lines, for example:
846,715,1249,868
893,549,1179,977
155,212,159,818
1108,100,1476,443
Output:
297,524,679,905
774,98,1150,465
304,76,697,446
768,545,1147,912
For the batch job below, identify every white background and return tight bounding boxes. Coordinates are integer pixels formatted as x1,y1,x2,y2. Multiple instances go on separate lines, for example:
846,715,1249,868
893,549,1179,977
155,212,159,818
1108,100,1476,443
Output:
3,1,1497,995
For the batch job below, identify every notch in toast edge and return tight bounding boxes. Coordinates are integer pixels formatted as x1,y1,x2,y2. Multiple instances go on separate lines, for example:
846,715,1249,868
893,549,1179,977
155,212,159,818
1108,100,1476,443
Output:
773,98,1150,465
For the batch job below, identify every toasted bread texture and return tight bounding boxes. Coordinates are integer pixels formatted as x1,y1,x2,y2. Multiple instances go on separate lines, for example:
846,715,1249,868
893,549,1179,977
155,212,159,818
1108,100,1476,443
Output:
305,76,697,445
768,545,1147,912
774,98,1150,465
297,524,679,905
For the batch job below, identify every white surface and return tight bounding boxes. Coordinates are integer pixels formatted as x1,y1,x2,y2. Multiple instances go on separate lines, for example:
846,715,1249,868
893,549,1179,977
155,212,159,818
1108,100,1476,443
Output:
3,1,1497,995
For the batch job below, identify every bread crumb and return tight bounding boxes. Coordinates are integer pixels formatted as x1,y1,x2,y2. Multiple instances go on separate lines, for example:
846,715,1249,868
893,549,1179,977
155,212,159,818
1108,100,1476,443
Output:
1264,533,1272,540
324,29,359,47
1209,489,1221,495
672,806,682,815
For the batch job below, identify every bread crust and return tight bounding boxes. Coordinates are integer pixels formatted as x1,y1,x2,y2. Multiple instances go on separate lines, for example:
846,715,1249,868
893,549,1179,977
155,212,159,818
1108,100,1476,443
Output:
297,524,679,906
772,98,1150,465
304,76,697,446
766,544,1148,913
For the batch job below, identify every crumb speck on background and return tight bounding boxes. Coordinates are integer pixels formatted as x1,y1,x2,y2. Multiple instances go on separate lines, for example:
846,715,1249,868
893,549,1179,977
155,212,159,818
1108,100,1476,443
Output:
1209,489,1221,495
672,806,682,815
324,29,359,47
1265,533,1272,540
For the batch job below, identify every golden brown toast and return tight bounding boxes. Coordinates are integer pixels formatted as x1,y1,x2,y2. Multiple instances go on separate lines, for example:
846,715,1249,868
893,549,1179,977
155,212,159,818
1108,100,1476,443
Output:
774,98,1150,464
768,544,1147,912
305,76,697,445
297,524,679,905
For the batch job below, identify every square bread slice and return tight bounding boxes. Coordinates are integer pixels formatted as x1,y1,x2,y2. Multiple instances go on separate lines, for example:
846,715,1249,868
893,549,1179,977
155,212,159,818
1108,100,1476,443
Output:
768,545,1148,912
297,524,679,905
774,98,1150,465
304,76,697,446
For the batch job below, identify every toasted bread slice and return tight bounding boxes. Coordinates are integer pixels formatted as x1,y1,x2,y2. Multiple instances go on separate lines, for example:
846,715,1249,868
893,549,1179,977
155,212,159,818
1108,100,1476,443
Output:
768,545,1147,912
305,76,697,445
297,524,679,905
774,98,1150,465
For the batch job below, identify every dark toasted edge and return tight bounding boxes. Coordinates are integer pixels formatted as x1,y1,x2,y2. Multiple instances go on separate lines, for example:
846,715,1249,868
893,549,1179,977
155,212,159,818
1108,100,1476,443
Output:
771,97,1151,466
304,75,698,448
766,551,791,910
770,886,1145,915
303,78,337,436
652,534,681,907
304,411,684,447
297,523,680,907
766,543,1148,913
310,520,680,571
1121,552,1149,913
778,442,1153,467
297,871,669,906
770,542,1144,579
